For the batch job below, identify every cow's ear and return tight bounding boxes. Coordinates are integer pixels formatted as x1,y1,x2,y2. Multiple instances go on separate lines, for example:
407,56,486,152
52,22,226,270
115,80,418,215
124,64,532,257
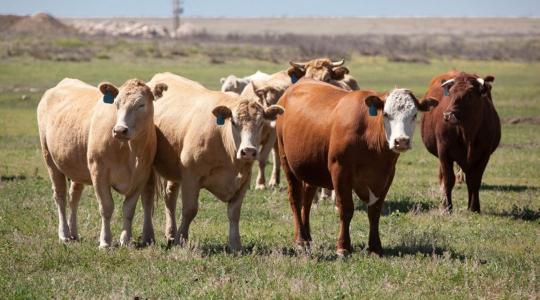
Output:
212,105,232,125
417,97,439,112
484,75,495,83
365,95,384,112
98,82,119,104
331,66,349,80
220,77,226,84
481,75,495,97
152,83,168,100
287,66,305,84
263,105,284,121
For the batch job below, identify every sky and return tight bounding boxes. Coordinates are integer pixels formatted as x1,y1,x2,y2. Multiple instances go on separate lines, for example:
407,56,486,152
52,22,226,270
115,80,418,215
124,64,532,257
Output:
1,0,539,17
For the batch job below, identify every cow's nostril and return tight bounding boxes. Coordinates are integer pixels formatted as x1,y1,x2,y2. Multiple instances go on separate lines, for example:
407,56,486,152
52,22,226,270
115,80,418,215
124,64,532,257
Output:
241,147,257,158
113,126,128,135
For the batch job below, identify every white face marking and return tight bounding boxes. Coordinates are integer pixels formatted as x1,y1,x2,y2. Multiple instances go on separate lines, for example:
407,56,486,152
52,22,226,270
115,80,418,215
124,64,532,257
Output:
368,188,379,206
382,89,418,152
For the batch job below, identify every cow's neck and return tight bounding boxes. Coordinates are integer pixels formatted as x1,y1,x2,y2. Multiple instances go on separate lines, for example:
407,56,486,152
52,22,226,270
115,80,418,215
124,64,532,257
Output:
126,121,154,156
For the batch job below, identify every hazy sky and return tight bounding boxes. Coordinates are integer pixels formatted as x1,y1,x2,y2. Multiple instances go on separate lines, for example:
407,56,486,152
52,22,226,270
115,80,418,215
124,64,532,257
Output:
2,0,539,17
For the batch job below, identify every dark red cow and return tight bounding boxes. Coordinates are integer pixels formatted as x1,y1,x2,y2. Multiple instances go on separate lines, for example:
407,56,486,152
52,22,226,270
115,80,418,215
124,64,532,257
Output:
421,71,501,212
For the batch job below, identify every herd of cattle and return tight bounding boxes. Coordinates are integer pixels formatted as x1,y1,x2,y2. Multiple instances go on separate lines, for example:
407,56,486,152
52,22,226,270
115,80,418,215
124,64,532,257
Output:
37,58,500,256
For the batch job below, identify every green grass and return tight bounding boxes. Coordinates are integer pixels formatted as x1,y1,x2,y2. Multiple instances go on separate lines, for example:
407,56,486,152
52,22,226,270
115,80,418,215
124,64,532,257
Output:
0,55,538,299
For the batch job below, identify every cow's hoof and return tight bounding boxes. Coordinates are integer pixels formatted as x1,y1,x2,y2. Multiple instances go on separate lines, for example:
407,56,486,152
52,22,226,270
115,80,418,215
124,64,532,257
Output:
268,179,278,188
119,232,132,247
336,248,351,258
367,248,383,257
140,236,155,247
228,244,242,254
58,237,70,243
99,242,112,249
440,206,452,215
255,183,266,190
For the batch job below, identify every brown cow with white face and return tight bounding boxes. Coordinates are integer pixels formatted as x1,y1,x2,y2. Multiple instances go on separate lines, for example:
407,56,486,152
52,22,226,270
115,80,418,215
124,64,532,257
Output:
37,78,166,247
276,79,437,256
244,59,360,191
421,71,501,213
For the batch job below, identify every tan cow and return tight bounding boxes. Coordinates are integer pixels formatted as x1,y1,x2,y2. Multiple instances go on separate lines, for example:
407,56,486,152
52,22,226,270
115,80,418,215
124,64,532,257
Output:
241,71,292,189
37,78,167,247
288,58,360,91
145,72,284,251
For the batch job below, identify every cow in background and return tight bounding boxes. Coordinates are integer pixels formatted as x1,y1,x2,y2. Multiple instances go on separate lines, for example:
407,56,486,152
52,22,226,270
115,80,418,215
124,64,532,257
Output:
421,71,500,212
220,71,270,94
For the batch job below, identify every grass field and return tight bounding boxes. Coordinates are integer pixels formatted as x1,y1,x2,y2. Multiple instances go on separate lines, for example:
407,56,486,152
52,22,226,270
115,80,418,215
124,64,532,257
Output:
0,54,539,298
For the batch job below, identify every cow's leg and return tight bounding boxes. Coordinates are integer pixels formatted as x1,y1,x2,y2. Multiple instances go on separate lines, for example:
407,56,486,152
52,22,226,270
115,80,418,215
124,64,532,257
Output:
367,197,384,256
163,181,180,244
302,183,318,243
140,172,156,246
466,158,489,213
331,165,354,255
47,166,69,242
227,180,249,252
255,136,274,190
92,173,114,248
119,189,142,246
68,181,84,240
177,178,200,246
439,156,455,212
280,157,306,247
268,140,281,188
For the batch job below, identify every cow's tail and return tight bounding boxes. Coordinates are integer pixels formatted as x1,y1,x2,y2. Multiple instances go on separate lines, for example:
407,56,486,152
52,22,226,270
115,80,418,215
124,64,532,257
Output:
152,169,166,204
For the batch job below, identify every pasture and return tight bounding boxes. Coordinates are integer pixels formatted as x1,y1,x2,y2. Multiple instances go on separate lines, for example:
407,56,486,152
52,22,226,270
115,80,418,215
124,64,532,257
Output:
0,54,539,298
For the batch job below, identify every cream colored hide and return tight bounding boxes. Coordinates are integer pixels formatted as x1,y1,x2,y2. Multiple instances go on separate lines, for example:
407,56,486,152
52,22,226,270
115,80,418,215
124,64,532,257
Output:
220,70,270,95
37,78,166,248
146,72,283,251
240,70,292,190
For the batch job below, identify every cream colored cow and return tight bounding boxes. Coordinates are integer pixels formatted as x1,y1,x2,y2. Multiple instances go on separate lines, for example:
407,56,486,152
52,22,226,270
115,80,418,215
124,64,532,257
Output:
37,78,167,247
241,71,292,190
220,70,270,94
146,72,284,251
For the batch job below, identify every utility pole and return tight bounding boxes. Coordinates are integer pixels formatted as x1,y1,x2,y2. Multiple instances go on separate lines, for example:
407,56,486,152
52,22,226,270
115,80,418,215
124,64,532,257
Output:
173,0,184,31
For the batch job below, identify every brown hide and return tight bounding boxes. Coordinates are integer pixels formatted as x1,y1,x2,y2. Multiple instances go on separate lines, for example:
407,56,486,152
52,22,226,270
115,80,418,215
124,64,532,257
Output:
421,71,501,212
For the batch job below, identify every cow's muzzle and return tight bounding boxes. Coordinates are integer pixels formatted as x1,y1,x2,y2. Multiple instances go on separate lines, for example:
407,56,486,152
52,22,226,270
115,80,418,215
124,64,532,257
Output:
112,125,130,140
392,137,411,153
238,147,257,162
443,111,459,124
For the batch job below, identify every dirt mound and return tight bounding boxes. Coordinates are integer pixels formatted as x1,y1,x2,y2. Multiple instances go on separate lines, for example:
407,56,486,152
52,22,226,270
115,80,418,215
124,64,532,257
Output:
1,12,74,35
0,15,24,31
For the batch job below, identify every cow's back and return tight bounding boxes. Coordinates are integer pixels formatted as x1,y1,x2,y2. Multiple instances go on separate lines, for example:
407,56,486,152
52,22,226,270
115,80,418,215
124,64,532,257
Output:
277,79,349,187
148,74,238,181
37,78,98,183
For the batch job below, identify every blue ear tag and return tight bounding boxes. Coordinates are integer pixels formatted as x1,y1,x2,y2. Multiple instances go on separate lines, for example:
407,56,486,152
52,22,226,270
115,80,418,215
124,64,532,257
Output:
103,92,115,104
443,86,449,97
369,103,377,116
216,115,225,125
291,73,298,84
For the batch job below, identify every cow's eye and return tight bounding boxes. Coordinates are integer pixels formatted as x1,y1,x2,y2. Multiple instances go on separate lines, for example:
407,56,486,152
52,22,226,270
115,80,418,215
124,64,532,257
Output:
383,112,389,118
412,113,417,120
138,103,145,109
